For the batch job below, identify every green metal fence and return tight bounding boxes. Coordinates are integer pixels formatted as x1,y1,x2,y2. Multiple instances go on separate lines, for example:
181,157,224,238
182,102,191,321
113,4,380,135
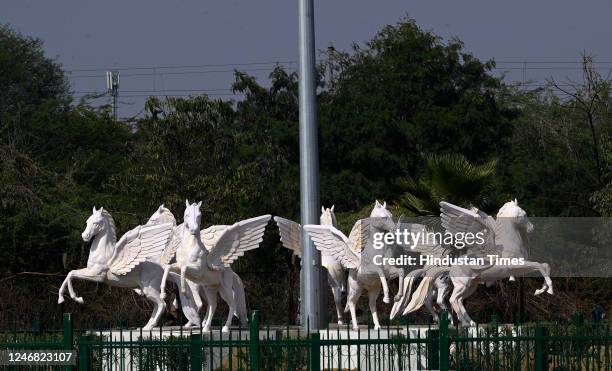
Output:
1,311,610,370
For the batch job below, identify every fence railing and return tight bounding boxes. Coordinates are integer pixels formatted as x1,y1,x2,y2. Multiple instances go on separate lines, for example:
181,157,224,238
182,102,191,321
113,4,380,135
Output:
1,311,610,370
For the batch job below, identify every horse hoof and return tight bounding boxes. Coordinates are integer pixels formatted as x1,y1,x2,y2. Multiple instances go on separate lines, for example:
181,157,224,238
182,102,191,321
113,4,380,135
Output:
337,320,344,325
469,321,476,326
394,295,402,302
203,327,211,332
373,325,381,330
383,296,390,304
534,288,545,296
547,287,554,295
352,326,359,331
75,297,84,304
222,326,229,333
58,297,65,304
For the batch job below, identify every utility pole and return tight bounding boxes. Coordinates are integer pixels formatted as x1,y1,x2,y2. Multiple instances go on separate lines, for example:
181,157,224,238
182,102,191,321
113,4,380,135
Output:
298,0,325,330
106,71,119,120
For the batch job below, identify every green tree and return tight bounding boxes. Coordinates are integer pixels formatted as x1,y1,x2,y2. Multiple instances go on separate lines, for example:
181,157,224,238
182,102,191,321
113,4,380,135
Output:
397,153,497,216
318,18,516,208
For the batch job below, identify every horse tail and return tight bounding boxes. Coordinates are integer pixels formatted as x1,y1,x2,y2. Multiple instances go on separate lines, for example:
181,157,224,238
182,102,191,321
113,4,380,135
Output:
230,270,248,325
402,267,450,316
390,268,426,320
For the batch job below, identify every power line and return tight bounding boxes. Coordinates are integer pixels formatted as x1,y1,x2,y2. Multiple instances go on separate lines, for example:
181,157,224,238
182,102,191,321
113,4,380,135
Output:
64,60,297,73
68,67,297,79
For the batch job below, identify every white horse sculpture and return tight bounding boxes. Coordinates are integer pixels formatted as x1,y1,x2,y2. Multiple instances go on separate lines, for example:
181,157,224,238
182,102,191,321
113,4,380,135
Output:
150,205,249,328
400,200,553,326
274,205,347,325
302,201,399,330
57,206,200,329
160,200,270,332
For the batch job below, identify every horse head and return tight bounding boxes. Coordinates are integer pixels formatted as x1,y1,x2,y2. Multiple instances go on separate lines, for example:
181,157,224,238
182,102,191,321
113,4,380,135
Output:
184,200,202,235
497,198,533,233
370,200,392,218
320,205,337,227
82,206,116,242
147,204,177,226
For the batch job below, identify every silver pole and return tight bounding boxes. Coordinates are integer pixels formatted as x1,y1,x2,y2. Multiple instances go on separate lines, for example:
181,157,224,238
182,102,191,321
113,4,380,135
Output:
298,0,323,330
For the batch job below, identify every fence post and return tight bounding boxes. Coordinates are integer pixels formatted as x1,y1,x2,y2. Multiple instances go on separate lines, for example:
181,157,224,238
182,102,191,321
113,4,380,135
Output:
62,313,73,371
439,310,449,371
78,335,90,371
535,325,548,371
427,329,440,370
190,333,202,371
250,311,260,371
309,332,320,371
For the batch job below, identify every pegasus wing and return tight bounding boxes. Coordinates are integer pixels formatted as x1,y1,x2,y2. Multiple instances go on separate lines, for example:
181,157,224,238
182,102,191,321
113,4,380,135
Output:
111,222,174,275
200,225,230,252
439,201,499,257
159,224,183,266
274,217,302,258
303,225,360,269
348,218,370,254
206,215,272,270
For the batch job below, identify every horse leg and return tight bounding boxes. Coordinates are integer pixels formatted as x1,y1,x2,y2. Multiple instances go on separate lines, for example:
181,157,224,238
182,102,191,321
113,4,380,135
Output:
424,288,438,322
530,262,553,295
168,274,201,328
347,284,363,331
332,285,344,325
435,276,453,325
394,269,405,302
159,264,174,301
326,271,344,325
188,280,204,313
218,285,236,332
59,268,105,304
375,267,390,303
180,266,188,294
201,286,217,332
368,286,381,330
450,277,476,326
142,286,166,330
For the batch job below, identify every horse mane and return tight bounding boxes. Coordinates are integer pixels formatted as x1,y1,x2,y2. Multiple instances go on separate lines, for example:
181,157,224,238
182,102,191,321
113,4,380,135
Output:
151,208,176,226
497,201,520,218
100,209,117,244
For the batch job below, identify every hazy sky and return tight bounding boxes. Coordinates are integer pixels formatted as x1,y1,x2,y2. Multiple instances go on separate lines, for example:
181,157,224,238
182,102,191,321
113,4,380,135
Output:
4,0,612,117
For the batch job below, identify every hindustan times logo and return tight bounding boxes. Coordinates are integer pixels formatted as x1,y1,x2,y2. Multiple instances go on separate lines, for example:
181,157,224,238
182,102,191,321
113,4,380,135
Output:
372,230,486,250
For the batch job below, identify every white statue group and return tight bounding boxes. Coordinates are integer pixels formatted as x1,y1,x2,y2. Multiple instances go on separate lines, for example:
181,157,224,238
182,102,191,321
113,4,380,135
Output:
58,201,270,331
276,199,553,329
57,198,553,330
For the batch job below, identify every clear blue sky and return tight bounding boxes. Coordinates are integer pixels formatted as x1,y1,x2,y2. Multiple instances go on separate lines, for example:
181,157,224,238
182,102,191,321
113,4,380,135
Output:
4,0,612,118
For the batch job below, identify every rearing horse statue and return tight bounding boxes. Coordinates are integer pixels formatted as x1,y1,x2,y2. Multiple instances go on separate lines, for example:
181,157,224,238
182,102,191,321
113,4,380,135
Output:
159,201,270,332
57,206,200,329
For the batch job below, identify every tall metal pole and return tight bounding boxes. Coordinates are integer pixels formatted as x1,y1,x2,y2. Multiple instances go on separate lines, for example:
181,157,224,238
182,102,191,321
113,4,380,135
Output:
298,0,324,330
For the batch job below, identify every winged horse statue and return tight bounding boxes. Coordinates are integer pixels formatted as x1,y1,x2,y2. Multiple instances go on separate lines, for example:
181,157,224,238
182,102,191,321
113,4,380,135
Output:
302,201,402,330
396,200,553,326
146,205,249,328
160,200,271,332
274,205,347,325
57,206,201,329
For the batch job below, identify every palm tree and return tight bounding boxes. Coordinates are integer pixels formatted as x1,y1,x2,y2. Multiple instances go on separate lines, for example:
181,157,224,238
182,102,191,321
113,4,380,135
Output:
398,154,497,216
